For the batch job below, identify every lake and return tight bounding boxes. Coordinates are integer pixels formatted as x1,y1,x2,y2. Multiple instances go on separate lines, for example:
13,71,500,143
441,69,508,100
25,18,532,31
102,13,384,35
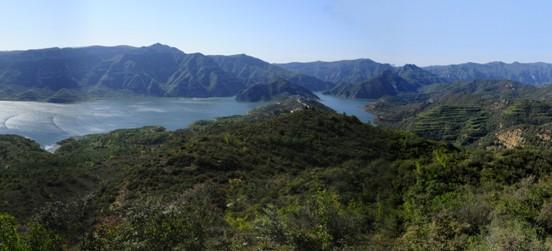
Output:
0,94,373,148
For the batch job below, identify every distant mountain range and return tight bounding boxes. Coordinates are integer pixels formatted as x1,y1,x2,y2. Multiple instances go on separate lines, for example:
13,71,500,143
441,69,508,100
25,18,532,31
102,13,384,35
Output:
2,44,552,102
277,59,394,85
280,59,552,86
279,59,552,98
425,62,552,85
0,44,331,102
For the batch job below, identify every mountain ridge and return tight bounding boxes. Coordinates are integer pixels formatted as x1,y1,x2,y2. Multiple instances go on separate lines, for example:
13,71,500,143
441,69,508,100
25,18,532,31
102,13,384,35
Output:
424,61,552,85
3,44,552,103
0,44,333,102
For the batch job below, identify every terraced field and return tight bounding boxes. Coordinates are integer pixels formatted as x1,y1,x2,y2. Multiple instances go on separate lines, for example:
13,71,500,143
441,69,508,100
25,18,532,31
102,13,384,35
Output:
366,80,552,147
412,105,488,144
501,100,552,126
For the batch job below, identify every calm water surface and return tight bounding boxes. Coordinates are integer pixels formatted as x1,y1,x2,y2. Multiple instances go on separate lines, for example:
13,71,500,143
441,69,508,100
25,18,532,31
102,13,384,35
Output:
0,94,373,148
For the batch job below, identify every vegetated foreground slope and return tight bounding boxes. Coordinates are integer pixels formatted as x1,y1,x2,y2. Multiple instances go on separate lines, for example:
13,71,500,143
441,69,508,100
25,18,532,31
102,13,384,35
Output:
2,97,552,250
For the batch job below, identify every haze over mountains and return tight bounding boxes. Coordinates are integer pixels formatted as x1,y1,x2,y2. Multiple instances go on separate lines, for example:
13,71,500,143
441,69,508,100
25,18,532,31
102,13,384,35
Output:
0,44,329,103
425,62,552,85
2,43,552,102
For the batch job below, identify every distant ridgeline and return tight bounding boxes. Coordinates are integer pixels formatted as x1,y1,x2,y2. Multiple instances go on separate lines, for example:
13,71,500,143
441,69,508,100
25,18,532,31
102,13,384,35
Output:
3,44,552,103
279,59,552,86
0,44,330,103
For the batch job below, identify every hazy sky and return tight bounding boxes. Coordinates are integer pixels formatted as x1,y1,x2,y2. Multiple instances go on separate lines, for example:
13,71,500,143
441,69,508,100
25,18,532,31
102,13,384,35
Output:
0,0,550,66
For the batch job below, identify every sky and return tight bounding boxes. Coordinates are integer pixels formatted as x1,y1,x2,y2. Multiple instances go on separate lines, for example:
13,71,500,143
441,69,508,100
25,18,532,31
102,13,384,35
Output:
0,0,550,66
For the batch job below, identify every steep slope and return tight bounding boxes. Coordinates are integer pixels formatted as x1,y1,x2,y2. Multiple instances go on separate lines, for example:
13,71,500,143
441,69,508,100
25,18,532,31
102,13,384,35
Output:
87,44,185,95
236,78,319,102
278,58,394,84
210,54,333,91
425,61,552,85
326,70,420,99
210,54,290,86
0,44,247,101
395,64,446,85
163,53,245,97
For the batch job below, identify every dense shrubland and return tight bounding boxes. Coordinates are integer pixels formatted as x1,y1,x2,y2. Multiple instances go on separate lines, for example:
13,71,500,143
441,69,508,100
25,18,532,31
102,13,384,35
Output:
2,106,552,250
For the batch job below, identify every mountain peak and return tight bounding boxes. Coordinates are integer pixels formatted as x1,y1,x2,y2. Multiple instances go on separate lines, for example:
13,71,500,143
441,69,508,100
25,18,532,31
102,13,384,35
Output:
149,42,169,48
401,64,422,70
142,43,183,54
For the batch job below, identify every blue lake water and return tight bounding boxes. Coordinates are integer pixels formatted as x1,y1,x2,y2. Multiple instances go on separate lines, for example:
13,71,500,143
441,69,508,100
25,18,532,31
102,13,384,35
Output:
0,94,373,148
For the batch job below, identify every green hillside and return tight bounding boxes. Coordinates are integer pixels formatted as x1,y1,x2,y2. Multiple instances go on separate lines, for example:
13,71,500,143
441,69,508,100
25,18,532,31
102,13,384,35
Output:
2,98,552,249
368,80,552,147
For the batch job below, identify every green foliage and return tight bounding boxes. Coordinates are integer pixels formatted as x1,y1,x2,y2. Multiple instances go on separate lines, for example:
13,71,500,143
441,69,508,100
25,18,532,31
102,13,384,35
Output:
0,213,23,251
0,213,62,251
3,108,552,249
23,223,63,251
253,190,365,250
82,184,222,250
368,79,552,147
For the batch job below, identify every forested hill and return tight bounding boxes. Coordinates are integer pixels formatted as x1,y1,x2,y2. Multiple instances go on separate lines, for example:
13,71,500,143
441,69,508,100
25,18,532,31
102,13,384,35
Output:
235,78,319,102
2,97,552,250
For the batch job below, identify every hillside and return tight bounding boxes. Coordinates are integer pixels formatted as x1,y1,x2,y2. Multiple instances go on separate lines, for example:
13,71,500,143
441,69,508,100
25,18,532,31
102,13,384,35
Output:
325,65,443,99
3,98,552,249
235,79,318,102
210,54,333,91
278,58,394,85
368,79,552,147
